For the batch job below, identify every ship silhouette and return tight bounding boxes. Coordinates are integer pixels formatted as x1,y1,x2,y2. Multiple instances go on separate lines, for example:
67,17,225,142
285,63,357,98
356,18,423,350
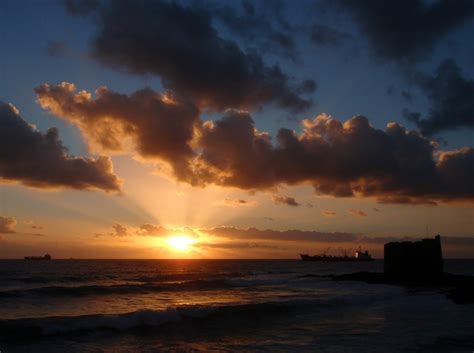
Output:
24,253,52,260
300,247,374,262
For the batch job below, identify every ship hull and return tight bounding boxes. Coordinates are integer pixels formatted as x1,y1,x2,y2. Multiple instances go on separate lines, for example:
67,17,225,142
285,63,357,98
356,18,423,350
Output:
300,254,374,262
24,254,52,260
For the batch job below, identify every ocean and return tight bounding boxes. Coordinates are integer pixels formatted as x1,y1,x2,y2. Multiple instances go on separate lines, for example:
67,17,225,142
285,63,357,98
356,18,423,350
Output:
0,259,473,352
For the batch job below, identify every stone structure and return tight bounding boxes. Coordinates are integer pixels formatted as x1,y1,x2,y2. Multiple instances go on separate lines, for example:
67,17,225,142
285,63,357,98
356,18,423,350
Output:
384,235,443,278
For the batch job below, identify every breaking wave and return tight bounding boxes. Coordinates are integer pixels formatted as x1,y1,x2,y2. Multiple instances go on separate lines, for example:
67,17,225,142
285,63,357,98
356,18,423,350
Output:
0,296,374,339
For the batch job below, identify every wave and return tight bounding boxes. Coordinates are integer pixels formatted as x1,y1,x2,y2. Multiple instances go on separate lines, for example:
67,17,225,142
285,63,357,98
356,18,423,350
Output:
0,296,371,339
1,275,109,284
224,277,294,287
0,275,303,299
123,272,237,283
0,279,240,298
1,272,246,287
1,270,298,288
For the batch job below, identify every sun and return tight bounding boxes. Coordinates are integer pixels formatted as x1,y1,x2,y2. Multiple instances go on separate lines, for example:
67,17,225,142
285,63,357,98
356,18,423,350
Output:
167,235,196,252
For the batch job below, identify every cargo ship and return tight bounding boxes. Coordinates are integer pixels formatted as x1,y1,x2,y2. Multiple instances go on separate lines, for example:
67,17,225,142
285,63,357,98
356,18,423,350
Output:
300,249,374,262
24,253,52,260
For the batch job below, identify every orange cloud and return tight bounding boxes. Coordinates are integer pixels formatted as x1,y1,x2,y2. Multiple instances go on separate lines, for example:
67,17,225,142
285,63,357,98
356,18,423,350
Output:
35,83,199,182
96,223,199,239
0,216,16,234
137,224,168,236
348,209,368,217
321,211,337,217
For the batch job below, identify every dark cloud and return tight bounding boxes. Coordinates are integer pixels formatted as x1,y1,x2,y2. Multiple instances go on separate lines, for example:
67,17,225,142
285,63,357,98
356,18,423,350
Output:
194,112,474,204
38,85,474,204
0,102,122,192
208,0,298,59
400,90,413,102
46,40,69,58
309,24,352,47
95,223,133,237
207,227,359,243
0,216,16,234
137,224,168,236
195,110,277,188
348,209,368,217
272,195,300,207
358,235,417,244
359,235,474,246
376,196,437,206
112,223,128,237
214,198,257,207
210,2,352,56
35,82,200,181
295,80,317,95
335,0,474,62
208,227,474,250
404,59,474,135
386,85,395,95
64,0,99,16
65,0,312,112
198,241,278,250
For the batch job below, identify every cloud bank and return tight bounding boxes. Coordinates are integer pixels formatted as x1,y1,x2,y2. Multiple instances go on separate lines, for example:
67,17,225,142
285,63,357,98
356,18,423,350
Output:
97,223,195,238
90,223,474,258
405,59,474,135
309,24,352,47
0,102,121,192
335,0,474,62
35,82,200,181
208,227,474,250
36,83,474,204
207,226,360,243
65,0,313,112
208,0,299,59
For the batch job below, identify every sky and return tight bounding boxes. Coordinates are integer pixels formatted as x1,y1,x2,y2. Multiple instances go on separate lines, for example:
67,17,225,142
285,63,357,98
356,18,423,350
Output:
0,0,473,259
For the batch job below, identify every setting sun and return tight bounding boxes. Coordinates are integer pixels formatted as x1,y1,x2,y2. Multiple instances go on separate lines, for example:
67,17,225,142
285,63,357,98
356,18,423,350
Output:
167,235,196,251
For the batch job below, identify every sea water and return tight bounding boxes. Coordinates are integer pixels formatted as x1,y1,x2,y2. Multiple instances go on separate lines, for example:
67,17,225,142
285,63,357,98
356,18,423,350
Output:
0,259,473,352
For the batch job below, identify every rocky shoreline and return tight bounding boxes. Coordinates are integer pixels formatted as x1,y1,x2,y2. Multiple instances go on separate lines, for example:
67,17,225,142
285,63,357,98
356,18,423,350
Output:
329,272,474,304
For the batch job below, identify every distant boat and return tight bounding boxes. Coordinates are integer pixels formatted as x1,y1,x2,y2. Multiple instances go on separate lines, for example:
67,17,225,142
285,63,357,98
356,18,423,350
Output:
300,249,374,262
24,253,52,260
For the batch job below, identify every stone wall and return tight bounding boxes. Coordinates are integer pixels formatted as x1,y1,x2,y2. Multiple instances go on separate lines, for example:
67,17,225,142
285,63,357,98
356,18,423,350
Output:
384,235,443,278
